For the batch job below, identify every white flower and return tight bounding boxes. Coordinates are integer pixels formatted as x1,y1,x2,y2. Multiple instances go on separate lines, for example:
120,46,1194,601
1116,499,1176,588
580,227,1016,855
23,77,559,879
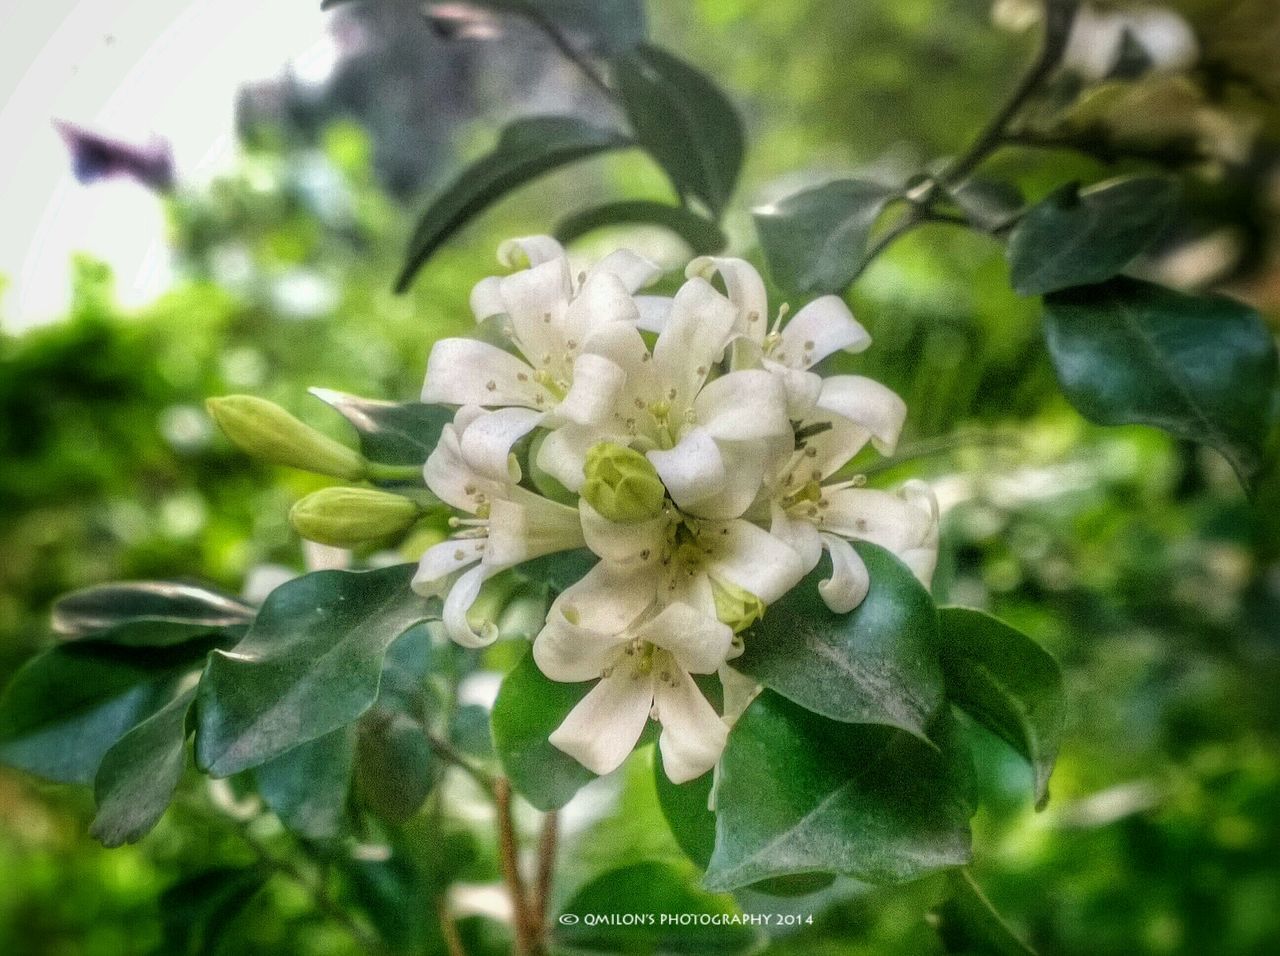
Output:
421,236,661,483
533,566,734,783
411,405,585,647
537,276,794,520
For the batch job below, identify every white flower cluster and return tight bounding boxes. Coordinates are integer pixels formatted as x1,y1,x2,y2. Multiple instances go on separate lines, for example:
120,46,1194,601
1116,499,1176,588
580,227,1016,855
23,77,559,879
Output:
413,237,938,783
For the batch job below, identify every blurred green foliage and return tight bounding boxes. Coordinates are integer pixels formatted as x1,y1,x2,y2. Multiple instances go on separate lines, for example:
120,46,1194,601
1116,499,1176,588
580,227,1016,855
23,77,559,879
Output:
1,0,1279,953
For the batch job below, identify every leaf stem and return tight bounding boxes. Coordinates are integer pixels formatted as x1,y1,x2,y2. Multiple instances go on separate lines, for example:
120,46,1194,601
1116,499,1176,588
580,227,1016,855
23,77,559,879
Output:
439,894,469,956
428,733,497,793
364,461,426,483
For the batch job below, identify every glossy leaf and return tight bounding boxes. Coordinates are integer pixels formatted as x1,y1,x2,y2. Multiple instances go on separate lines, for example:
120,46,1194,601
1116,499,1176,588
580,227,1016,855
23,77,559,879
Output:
1043,277,1278,487
255,726,356,841
938,608,1065,809
356,710,437,822
1007,176,1177,296
614,44,744,217
754,178,899,294
52,580,253,646
554,861,760,954
938,869,1037,956
735,542,944,741
654,761,715,869
90,685,196,847
395,116,630,291
160,867,270,956
309,388,450,467
195,564,438,777
490,646,595,810
0,641,213,784
705,691,974,892
556,199,727,255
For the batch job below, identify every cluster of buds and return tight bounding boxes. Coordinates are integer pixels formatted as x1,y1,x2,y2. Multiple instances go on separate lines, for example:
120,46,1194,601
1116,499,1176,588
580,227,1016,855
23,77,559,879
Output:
410,237,939,783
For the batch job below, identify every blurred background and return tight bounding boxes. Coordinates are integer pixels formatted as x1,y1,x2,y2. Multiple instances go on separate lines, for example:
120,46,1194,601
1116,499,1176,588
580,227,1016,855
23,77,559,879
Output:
1,0,1278,953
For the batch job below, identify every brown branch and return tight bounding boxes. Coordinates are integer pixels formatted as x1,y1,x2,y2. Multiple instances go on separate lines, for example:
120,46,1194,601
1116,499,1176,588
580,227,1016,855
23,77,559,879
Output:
438,894,468,956
495,777,537,955
528,811,560,942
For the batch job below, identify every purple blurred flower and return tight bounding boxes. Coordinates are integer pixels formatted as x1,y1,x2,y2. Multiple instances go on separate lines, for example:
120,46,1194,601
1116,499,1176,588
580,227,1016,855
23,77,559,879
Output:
54,120,176,193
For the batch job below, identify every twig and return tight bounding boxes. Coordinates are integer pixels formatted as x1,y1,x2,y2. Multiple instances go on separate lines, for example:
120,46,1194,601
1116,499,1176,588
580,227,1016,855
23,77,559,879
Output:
529,811,559,941
939,0,1079,185
438,894,468,956
428,733,496,793
494,777,538,955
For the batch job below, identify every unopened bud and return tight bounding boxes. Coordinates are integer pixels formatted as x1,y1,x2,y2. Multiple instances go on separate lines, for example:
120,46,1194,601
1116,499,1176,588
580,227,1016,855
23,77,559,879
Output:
582,442,666,524
290,487,419,546
710,576,766,634
207,395,366,480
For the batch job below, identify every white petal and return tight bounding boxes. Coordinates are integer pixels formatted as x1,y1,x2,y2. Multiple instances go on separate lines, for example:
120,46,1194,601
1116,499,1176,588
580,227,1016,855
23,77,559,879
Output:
693,370,791,442
536,423,618,493
763,360,823,419
533,606,628,682
652,278,736,407
817,534,870,613
814,375,907,456
677,438,767,521
590,249,661,293
552,561,657,638
484,488,585,569
549,669,653,777
563,271,640,344
634,295,673,333
653,666,728,784
705,519,808,604
686,256,768,346
769,503,824,572
820,486,936,561
470,276,505,322
635,603,733,675
499,259,571,365
422,339,549,408
497,235,566,269
443,564,499,648
579,500,667,569
412,539,481,598
458,407,543,483
424,423,497,512
647,427,726,513
777,296,871,369
553,352,627,427
719,664,761,726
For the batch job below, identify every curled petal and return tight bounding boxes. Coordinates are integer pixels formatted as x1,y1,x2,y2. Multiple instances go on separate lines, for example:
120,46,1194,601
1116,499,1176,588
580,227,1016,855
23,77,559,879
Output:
551,561,656,638
497,235,566,269
422,339,550,408
817,533,870,613
813,375,907,456
653,666,728,784
819,485,936,566
564,272,640,344
590,249,662,293
769,503,824,573
533,604,628,682
694,370,791,443
484,489,585,569
549,668,653,777
470,276,505,322
686,256,768,346
412,539,481,598
554,352,627,427
443,563,499,648
705,519,808,605
579,500,666,569
777,296,871,369
458,407,543,483
634,603,733,675
647,427,726,513
424,422,497,512
763,360,823,420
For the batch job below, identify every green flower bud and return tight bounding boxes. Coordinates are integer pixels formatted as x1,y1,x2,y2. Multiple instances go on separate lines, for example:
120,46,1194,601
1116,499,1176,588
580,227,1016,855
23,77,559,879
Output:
711,576,766,634
207,395,366,480
290,487,419,546
582,442,666,524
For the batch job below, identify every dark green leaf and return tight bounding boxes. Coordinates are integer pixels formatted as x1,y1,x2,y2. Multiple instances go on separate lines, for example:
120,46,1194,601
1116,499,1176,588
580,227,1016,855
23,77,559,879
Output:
947,178,1024,232
0,641,213,784
395,116,630,291
653,759,715,869
705,691,974,892
309,388,450,467
491,645,594,810
160,867,270,956
614,44,744,217
938,608,1065,809
1007,176,1177,296
556,200,727,254
53,580,253,646
90,685,196,847
735,542,944,741
517,547,597,595
255,726,356,841
1043,277,1278,487
938,868,1037,956
555,861,760,954
356,708,437,822
195,564,439,777
754,179,899,293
